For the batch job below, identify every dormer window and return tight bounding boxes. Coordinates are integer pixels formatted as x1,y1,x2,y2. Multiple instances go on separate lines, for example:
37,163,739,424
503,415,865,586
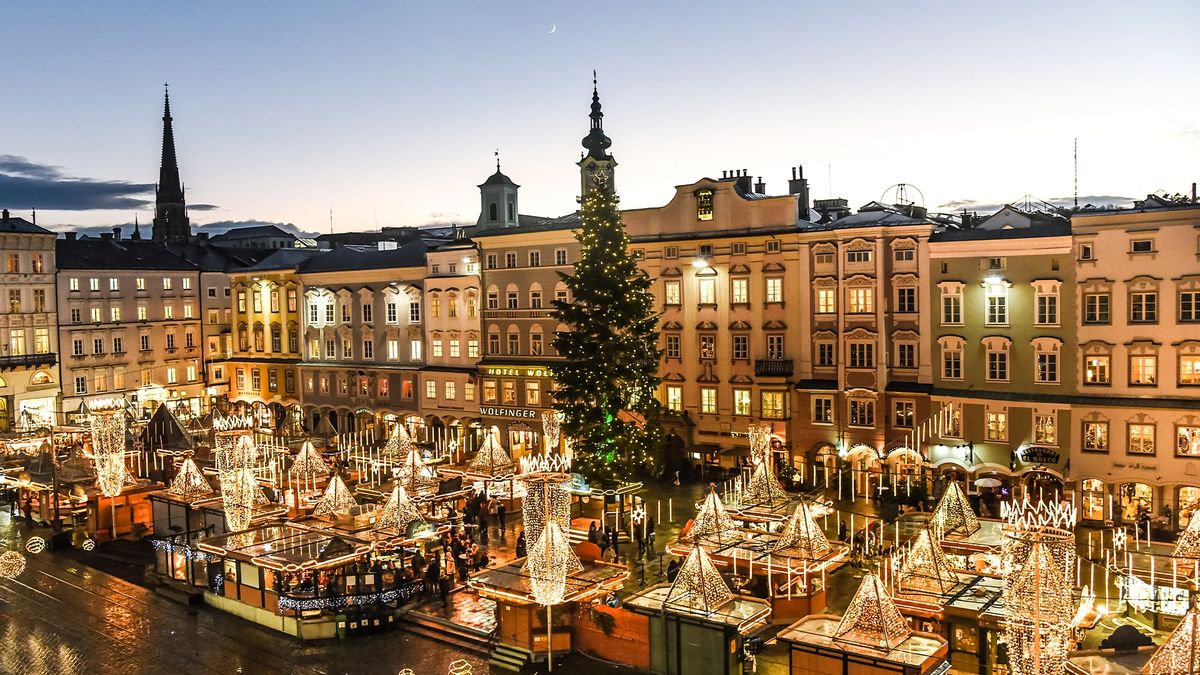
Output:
489,202,498,221
1131,239,1154,254
696,190,714,221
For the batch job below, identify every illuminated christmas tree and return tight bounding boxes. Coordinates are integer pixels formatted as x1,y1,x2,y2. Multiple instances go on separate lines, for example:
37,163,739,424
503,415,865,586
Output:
550,80,663,486
665,542,732,612
897,528,961,596
932,480,980,537
395,446,436,495
773,500,831,559
1173,511,1200,558
691,487,737,543
1143,605,1200,674
834,572,911,652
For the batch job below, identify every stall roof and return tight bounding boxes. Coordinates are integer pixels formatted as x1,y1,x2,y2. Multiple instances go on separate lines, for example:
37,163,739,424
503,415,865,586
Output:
624,583,771,634
778,615,947,668
667,527,849,575
468,558,628,606
198,523,373,572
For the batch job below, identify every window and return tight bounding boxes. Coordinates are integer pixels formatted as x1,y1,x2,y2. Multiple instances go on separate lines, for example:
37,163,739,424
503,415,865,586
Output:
362,303,372,323
525,381,540,406
731,242,746,255
89,278,99,291
943,405,962,438
267,370,278,392
732,334,748,360
1034,413,1057,445
386,301,398,323
1034,342,1060,384
137,306,148,321
699,388,717,414
555,249,568,266
363,340,374,359
985,281,1008,325
505,252,517,268
1181,355,1200,386
485,253,497,270
986,343,1009,382
34,329,49,354
445,381,457,400
1130,291,1157,323
731,278,748,304
766,334,784,359
697,278,716,305
814,252,833,265
529,290,542,309
74,376,87,395
813,397,833,424
487,291,499,310
506,291,518,309
664,246,678,259
528,250,541,267
69,277,80,291
530,332,543,356
164,305,175,320
32,289,45,312
1084,293,1110,324
765,278,783,303
90,307,101,322
665,386,682,412
1035,288,1059,325
816,341,835,367
696,190,714,220
287,289,297,312
1181,291,1200,323
166,333,176,350
766,239,781,253
761,391,786,419
1131,239,1154,253
410,340,423,360
555,287,568,304
488,333,500,354
896,343,916,369
463,382,474,401
699,334,716,360
182,277,192,291
502,380,516,405
483,380,497,404
941,287,963,325
506,332,520,355
186,331,195,348
816,288,835,314
848,399,874,427
71,308,81,323
106,277,119,292
987,257,1005,270
450,339,461,358
387,339,399,360
1079,243,1094,260
733,389,751,416
468,339,479,358
848,342,874,369
1131,355,1157,385
426,380,437,399
140,334,150,351
1082,421,1109,452
895,287,916,314
894,249,915,262
250,369,260,390
848,288,873,313
1085,355,1111,385
846,250,871,264
325,339,336,359
431,339,443,358
941,342,964,381
666,334,681,359
985,411,1007,441
409,301,421,323
1129,423,1156,455
1178,426,1200,457
92,337,103,355
664,280,681,306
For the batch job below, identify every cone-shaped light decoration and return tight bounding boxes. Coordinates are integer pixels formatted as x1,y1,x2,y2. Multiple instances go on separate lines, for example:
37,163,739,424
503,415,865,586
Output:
1004,539,1075,675
743,424,787,505
314,473,357,518
1143,605,1200,674
89,398,129,497
1174,511,1200,559
471,426,514,475
691,486,737,543
289,440,329,483
523,520,582,606
773,500,832,559
897,528,962,596
374,485,424,534
380,422,417,461
224,467,267,532
834,572,912,652
395,445,436,495
664,541,733,612
169,454,213,499
932,481,980,537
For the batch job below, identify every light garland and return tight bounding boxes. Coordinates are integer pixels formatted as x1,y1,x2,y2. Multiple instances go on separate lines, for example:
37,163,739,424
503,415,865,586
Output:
81,538,96,551
470,426,514,475
150,538,216,561
833,572,911,652
1001,497,1077,532
313,474,357,518
394,448,436,496
89,402,129,497
773,500,831,559
542,411,562,453
374,485,424,534
224,467,267,532
1174,511,1200,559
1143,605,1200,674
169,454,213,499
25,536,46,554
1002,499,1076,675
380,422,417,461
212,413,256,433
288,440,329,482
691,487,737,544
522,480,572,549
447,660,473,675
0,550,26,578
523,519,582,607
664,541,732,612
277,579,424,611
896,528,960,597
932,481,980,538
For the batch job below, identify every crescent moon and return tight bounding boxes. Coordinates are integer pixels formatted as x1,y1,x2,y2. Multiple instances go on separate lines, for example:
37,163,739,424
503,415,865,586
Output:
548,24,556,34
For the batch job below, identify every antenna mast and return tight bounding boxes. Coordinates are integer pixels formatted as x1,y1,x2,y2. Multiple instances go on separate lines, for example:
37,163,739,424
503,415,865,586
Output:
1073,138,1078,210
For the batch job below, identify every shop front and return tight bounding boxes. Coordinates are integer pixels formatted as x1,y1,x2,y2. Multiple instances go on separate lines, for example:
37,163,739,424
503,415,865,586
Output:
479,364,555,463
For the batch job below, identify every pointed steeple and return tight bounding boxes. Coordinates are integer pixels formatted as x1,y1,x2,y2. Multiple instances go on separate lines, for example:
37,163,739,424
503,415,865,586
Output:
581,71,612,161
152,84,191,244
578,71,617,197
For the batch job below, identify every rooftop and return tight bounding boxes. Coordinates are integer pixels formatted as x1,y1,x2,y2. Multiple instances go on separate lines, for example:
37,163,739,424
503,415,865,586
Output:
235,247,327,273
471,212,581,238
56,238,197,270
208,224,299,242
0,211,51,235
298,239,432,273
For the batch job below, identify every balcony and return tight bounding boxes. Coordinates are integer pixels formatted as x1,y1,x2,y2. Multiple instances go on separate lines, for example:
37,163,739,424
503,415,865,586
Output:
482,308,555,320
754,358,794,377
0,352,57,371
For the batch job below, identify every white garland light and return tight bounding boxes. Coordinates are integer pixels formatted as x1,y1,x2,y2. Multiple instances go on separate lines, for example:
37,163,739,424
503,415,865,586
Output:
691,487,737,544
897,528,960,596
932,481,980,538
395,447,437,496
169,455,213,499
288,441,329,483
0,550,26,578
743,424,787,505
313,474,357,518
224,467,267,532
833,572,912,652
470,426,514,475
773,500,831,559
89,399,129,497
380,423,417,462
523,519,582,607
25,537,46,554
1002,499,1076,675
664,542,732,612
374,485,424,534
1143,605,1200,674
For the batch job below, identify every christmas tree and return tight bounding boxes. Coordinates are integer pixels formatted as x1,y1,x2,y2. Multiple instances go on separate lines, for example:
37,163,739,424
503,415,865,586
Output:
551,183,664,485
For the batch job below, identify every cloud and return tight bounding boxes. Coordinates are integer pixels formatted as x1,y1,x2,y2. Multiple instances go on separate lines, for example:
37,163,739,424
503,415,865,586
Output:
195,219,322,239
0,155,221,213
189,203,219,211
936,195,1135,212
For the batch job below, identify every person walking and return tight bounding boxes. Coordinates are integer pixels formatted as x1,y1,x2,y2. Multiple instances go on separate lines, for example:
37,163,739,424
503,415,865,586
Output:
497,501,507,532
425,553,441,598
647,516,656,552
516,529,527,557
22,497,33,528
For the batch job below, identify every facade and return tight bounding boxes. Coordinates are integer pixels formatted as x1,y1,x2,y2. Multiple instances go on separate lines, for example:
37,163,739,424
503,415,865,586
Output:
1068,200,1200,529
56,232,205,418
420,237,484,455
225,249,321,424
927,208,1076,505
0,210,59,430
296,243,429,434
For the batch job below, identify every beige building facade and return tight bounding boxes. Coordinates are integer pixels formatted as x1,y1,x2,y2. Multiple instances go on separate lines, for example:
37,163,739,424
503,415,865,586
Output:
0,211,59,430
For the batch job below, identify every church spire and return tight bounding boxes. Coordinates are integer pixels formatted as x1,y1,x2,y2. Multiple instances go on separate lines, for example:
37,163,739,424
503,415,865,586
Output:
581,71,613,161
578,72,617,197
152,84,190,244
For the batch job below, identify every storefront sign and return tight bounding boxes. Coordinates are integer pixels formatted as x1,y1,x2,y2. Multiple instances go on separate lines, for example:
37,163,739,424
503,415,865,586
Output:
479,406,540,419
1111,461,1158,472
1020,447,1061,464
482,367,551,378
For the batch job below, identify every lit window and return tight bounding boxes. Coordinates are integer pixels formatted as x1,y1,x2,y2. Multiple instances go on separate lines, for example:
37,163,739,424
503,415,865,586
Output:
1084,355,1110,385
985,280,1008,325
664,280,681,306
1178,426,1200,457
1131,355,1157,385
696,190,714,220
733,389,751,416
483,380,497,403
1181,355,1200,386
445,381,457,400
410,340,423,361
816,288,835,314
699,334,715,360
813,397,833,424
665,386,682,412
731,278,748,304
943,405,962,438
1082,421,1109,452
699,387,717,414
1034,413,1056,445
698,278,716,305
761,391,786,419
893,401,914,428
1128,423,1155,455
985,411,1007,442
525,381,540,406
765,278,783,303
426,380,437,399
848,288,873,313
848,399,874,427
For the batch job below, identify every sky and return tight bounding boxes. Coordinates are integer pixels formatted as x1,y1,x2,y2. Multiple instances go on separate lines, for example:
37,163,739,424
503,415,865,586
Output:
1,1,1197,236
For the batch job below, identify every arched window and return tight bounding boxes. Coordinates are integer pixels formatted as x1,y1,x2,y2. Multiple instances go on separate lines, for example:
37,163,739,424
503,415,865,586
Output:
507,201,514,220
489,202,498,221
29,371,53,386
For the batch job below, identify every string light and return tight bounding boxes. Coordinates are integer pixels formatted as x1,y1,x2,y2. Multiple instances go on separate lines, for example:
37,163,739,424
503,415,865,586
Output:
1002,499,1076,675
470,426,514,475
833,572,911,652
447,660,473,675
522,480,572,549
374,485,424,534
288,440,328,483
313,474,357,518
81,538,96,551
25,537,46,554
380,422,417,462
394,447,436,496
89,399,130,497
223,467,267,532
931,480,980,538
691,486,737,544
1174,511,1200,558
773,500,831,559
169,453,213,499
896,528,961,597
743,424,788,505
0,550,26,578
664,542,732,612
523,519,582,607
1142,604,1200,674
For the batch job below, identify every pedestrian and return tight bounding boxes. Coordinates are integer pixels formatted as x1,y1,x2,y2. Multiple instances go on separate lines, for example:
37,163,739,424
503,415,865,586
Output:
22,497,33,528
488,498,499,532
608,526,620,561
667,557,681,582
439,566,453,606
516,529,527,557
479,517,489,545
587,521,598,546
673,470,681,486
647,516,656,552
497,501,507,532
425,553,441,597
634,524,645,558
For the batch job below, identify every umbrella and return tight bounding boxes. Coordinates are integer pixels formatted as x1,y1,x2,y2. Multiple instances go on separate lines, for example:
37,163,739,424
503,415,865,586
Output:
974,477,1002,488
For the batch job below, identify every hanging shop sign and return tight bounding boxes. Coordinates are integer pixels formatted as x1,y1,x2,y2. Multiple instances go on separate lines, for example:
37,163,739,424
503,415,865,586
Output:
479,406,539,419
1020,447,1061,465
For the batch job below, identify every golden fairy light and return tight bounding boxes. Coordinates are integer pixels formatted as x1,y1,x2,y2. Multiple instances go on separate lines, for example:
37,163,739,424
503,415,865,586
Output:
169,453,213,499
742,424,787,505
88,397,129,497
833,572,912,652
470,426,514,475
664,541,732,613
374,485,424,534
288,440,328,493
1002,498,1076,675
773,500,831,559
0,550,26,578
1142,604,1200,674
223,467,267,532
313,473,357,518
380,422,417,462
1173,511,1200,559
691,486,737,544
931,480,980,538
896,528,961,597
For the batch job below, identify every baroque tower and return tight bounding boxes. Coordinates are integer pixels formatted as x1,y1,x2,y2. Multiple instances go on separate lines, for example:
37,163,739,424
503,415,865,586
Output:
152,86,191,244
477,154,519,228
578,73,617,197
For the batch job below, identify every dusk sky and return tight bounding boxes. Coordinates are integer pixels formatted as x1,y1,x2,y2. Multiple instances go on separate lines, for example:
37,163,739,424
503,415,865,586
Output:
2,1,1197,235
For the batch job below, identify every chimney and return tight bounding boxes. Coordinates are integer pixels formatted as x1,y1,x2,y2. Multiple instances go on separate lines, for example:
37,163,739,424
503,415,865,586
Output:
100,232,113,240
754,177,766,194
721,170,727,179
65,232,77,241
112,226,121,241
1193,182,1197,203
735,172,753,194
788,165,811,220
1,209,8,220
